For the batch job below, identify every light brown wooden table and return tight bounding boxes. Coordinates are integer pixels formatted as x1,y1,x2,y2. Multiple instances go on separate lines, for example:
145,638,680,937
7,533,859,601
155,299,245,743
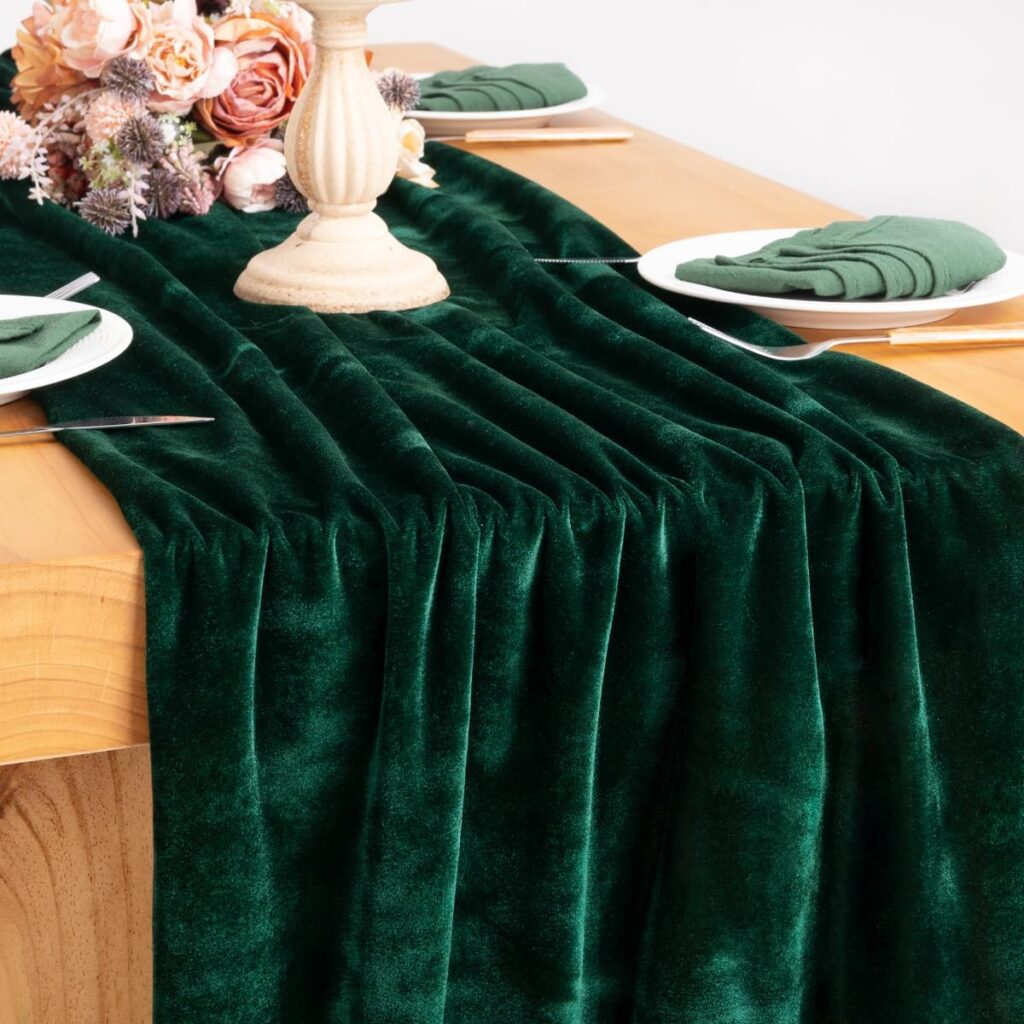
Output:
1,41,1021,1023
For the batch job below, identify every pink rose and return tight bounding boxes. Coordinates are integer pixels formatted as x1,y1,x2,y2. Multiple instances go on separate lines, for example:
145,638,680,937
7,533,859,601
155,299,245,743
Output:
29,2,59,37
145,0,237,115
194,13,313,148
216,138,287,213
47,0,151,78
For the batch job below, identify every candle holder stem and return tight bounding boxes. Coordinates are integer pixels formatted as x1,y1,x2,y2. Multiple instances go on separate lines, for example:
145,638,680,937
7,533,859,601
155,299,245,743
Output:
234,1,449,314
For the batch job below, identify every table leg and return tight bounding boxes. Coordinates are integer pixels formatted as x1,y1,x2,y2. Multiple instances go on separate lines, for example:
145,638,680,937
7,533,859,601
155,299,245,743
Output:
0,746,153,1023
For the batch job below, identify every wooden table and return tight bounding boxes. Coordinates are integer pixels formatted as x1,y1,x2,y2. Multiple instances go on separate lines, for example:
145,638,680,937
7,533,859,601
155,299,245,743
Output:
1,42,1021,1023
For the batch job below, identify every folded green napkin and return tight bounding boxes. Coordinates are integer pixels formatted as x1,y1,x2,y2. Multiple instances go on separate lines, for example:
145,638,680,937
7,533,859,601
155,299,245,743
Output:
417,63,588,112
675,216,1006,300
0,309,100,377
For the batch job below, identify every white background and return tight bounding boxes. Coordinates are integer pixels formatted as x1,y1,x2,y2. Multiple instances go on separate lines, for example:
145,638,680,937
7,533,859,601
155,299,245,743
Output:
4,0,1022,249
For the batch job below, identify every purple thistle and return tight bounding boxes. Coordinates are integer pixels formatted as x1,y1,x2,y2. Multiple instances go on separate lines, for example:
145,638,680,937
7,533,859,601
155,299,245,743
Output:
275,174,309,214
101,58,154,102
117,115,165,166
78,187,132,236
377,70,421,113
147,166,185,219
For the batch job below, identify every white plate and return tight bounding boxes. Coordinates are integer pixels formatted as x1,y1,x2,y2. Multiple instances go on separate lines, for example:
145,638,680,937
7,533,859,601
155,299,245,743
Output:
0,296,133,406
412,73,606,137
637,228,1024,329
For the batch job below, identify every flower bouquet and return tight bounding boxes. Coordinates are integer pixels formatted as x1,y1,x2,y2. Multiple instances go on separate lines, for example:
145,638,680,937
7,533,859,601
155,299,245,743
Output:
0,0,434,236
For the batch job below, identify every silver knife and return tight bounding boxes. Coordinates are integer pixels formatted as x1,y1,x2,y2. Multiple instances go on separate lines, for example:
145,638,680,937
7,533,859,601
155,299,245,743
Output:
0,415,214,439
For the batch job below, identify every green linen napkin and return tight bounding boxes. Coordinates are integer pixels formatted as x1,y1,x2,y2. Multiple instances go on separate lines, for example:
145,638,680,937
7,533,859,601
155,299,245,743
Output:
0,309,100,376
675,216,1006,299
417,63,588,112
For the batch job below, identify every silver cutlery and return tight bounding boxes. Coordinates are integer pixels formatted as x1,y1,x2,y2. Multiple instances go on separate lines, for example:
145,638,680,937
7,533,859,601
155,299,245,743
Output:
0,415,214,439
45,272,101,302
688,318,1024,362
535,257,640,264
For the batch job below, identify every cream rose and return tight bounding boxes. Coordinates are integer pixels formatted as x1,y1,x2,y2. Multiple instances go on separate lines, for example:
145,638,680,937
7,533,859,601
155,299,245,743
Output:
216,137,287,213
48,0,151,78
395,118,437,189
145,0,238,115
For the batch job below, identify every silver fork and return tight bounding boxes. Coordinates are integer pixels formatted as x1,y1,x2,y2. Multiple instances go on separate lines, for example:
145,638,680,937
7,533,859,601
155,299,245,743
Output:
688,317,1024,361
45,272,100,301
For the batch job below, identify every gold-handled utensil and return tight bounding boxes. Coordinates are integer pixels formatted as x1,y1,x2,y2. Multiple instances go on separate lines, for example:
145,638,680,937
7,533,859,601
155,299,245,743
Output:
690,319,1024,362
432,127,634,145
862,321,1024,347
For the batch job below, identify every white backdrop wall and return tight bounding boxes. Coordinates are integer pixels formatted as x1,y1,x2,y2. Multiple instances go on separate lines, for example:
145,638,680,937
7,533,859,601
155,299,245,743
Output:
3,1,1022,249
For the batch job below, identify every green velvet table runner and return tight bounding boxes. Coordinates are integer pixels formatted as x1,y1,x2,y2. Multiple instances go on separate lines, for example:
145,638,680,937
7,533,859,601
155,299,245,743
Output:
2,60,1023,1024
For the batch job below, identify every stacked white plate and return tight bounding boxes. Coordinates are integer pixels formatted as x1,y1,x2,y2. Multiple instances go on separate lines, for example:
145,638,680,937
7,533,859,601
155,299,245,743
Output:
413,74,606,138
0,296,133,406
637,228,1024,330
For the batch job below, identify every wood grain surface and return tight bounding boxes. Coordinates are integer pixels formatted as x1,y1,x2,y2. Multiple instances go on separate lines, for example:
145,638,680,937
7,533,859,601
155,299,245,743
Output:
0,554,146,766
0,406,146,768
0,746,152,1023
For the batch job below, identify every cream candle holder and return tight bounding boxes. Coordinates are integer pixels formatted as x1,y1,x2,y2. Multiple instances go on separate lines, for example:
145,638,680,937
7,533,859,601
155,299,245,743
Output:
234,0,450,313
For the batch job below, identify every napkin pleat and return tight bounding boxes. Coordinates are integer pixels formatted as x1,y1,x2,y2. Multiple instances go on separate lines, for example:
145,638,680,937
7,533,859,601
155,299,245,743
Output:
0,308,100,377
676,216,1006,300
417,63,588,113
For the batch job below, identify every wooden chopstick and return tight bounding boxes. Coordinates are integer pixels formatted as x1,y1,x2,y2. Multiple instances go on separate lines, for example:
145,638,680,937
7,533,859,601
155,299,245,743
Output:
433,127,634,145
888,321,1024,346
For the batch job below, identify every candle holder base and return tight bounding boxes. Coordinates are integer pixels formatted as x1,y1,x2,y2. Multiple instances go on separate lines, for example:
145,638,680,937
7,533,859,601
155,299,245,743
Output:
235,210,450,314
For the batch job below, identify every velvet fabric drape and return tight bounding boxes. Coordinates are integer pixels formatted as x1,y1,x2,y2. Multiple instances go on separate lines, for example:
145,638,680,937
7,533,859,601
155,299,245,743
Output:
3,55,1023,1024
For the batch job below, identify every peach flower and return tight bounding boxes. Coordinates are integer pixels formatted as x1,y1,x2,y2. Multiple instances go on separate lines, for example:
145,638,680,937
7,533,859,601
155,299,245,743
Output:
194,13,313,147
265,2,315,43
145,0,238,115
83,90,140,143
47,0,151,78
216,137,286,212
0,112,35,180
11,7,94,120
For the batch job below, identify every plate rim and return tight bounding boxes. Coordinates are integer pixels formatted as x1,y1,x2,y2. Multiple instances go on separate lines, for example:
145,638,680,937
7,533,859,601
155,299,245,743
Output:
637,227,1024,315
0,295,133,395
